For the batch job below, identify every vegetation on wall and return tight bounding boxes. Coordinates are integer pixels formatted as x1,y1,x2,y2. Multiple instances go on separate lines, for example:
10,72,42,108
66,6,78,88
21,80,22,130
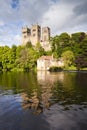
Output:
0,32,87,72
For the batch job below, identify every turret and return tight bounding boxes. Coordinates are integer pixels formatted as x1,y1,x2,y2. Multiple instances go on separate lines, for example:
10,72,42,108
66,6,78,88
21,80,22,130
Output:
22,26,31,45
31,24,41,46
42,27,50,42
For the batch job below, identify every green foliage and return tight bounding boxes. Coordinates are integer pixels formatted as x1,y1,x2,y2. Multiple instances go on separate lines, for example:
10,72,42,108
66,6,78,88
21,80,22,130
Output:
45,50,52,56
59,32,70,46
74,53,87,70
0,62,3,71
0,44,40,71
61,50,75,69
49,66,63,72
35,42,45,56
71,32,85,43
0,32,87,71
50,35,62,57
50,32,87,70
25,41,32,48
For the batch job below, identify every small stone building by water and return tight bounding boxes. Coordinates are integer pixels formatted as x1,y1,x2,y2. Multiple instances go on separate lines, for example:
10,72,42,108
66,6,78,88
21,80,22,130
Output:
37,55,64,70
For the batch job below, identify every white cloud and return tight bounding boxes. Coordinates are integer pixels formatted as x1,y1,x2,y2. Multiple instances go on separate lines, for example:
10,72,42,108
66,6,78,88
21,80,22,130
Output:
41,1,74,34
0,0,87,46
0,33,21,47
41,0,87,35
0,21,5,26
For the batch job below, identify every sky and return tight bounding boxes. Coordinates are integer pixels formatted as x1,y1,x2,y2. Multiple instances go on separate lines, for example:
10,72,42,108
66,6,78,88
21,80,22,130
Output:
0,0,87,47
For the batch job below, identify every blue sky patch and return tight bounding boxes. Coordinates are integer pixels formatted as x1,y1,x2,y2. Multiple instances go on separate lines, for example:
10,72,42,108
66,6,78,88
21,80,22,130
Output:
11,0,19,9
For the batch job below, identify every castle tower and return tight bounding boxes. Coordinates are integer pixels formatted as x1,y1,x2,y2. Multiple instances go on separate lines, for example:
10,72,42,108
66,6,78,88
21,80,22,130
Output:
42,27,50,42
41,27,51,51
22,26,31,45
31,25,41,46
21,24,51,51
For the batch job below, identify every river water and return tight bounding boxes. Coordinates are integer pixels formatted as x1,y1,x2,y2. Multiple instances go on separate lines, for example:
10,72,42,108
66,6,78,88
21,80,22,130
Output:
0,71,87,130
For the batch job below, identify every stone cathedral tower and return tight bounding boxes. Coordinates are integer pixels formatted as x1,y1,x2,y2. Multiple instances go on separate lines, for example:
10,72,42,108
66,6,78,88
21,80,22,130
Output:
22,26,31,46
42,27,50,42
40,27,51,51
22,24,51,51
31,25,41,46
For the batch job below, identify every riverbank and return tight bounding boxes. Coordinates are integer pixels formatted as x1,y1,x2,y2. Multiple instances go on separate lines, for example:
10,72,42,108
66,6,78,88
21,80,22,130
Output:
0,66,87,72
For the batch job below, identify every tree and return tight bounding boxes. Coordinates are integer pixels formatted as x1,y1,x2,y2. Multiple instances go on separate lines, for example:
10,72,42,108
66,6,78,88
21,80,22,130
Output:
16,47,29,70
61,50,75,69
2,46,11,71
81,36,87,54
35,42,45,56
50,35,62,57
75,54,87,70
74,36,87,70
25,41,32,48
59,32,70,47
50,36,59,52
9,45,17,64
0,46,3,62
0,62,3,71
28,48,39,69
71,32,85,43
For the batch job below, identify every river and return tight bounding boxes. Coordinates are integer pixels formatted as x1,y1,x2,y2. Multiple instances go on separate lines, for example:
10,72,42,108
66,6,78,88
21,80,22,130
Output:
0,71,87,130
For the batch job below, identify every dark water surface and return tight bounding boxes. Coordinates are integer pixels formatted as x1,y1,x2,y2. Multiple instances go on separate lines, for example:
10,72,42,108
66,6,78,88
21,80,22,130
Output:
0,71,87,130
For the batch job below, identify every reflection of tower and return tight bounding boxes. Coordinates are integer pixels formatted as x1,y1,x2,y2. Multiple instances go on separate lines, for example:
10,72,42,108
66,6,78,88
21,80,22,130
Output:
20,72,64,114
37,71,64,108
37,71,64,84
21,92,39,110
22,26,31,45
42,27,50,42
31,25,41,46
37,71,53,108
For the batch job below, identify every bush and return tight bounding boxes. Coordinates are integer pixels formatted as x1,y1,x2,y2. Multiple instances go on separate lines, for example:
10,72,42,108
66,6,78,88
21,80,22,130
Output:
49,66,63,72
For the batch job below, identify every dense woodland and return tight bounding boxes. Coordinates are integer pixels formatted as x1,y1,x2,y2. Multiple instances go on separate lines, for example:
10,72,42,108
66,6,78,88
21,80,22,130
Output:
0,32,87,71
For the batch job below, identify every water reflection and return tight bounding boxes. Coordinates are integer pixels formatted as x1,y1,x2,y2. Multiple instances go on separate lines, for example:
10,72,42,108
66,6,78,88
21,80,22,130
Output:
0,71,87,130
20,71,65,114
20,71,87,113
0,71,87,113
37,71,64,84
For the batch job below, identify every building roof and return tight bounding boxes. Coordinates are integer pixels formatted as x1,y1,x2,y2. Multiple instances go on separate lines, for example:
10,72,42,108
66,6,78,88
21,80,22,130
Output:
38,55,53,60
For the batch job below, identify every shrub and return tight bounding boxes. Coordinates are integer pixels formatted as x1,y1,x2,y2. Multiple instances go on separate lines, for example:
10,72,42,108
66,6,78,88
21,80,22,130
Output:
49,66,63,72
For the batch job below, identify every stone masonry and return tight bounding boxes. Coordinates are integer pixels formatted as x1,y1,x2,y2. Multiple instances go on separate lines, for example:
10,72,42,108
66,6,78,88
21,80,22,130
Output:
22,24,51,51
